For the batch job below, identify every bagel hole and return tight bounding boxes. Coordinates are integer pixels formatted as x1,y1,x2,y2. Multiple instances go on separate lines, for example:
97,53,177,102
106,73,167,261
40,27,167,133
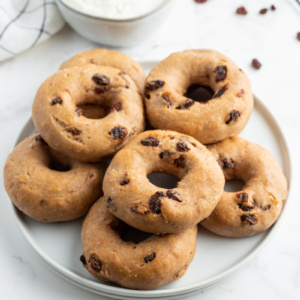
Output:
77,103,110,119
49,160,71,172
147,173,180,189
224,179,245,192
184,84,214,103
110,221,152,244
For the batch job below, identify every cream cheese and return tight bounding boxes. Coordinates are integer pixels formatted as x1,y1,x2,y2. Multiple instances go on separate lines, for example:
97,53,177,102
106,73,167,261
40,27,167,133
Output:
63,0,165,20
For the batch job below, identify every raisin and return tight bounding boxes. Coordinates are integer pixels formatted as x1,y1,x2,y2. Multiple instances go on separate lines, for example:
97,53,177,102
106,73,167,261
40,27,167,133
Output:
92,74,110,85
107,197,113,208
214,86,228,98
241,213,258,225
109,127,127,140
141,137,159,147
226,110,241,124
183,99,195,108
159,150,173,159
271,5,276,10
259,8,268,14
252,59,262,69
144,252,156,263
35,134,48,145
80,255,87,265
218,157,234,168
149,192,165,214
174,155,187,168
161,94,172,108
131,205,150,215
120,175,130,185
238,202,255,211
194,0,207,3
51,97,63,106
89,173,94,178
95,86,107,94
125,84,129,89
144,91,150,99
236,89,245,97
176,141,190,152
236,6,247,15
214,66,227,82
88,254,101,272
297,32,300,41
166,190,182,202
118,71,127,75
145,80,165,91
113,102,122,111
236,193,248,202
263,204,271,210
70,128,82,136
75,107,82,116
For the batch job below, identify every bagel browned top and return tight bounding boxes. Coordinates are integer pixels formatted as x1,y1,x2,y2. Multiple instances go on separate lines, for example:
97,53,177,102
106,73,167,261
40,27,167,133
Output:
103,130,225,234
201,136,288,237
4,133,106,222
32,64,145,162
144,49,253,144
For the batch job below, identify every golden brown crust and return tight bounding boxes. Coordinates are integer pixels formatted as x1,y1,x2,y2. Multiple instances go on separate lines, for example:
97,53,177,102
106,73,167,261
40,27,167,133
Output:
201,137,288,237
81,197,197,290
32,64,145,162
4,134,106,222
103,130,225,234
60,48,146,93
144,49,253,144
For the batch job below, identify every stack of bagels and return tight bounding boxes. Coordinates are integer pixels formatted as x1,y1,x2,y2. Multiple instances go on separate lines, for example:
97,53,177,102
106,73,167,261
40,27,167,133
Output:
4,49,287,290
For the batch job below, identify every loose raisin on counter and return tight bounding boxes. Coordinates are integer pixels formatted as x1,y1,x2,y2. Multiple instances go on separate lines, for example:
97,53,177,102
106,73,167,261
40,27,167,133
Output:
214,66,227,82
236,6,247,15
145,80,165,91
252,58,262,69
297,32,300,41
259,8,268,14
144,252,156,263
92,74,110,85
108,127,127,140
88,254,101,272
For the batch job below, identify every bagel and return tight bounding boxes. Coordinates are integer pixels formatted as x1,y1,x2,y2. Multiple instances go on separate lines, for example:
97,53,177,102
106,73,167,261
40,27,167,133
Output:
32,64,145,162
144,49,253,144
201,137,288,237
81,197,197,290
103,130,225,234
60,48,146,93
4,133,106,222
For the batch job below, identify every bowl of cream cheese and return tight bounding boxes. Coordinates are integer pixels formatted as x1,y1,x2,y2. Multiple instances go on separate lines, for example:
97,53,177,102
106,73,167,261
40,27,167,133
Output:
56,0,174,47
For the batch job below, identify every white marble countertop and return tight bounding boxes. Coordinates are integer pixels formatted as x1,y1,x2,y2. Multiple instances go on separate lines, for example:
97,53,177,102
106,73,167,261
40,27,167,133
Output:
1,0,300,299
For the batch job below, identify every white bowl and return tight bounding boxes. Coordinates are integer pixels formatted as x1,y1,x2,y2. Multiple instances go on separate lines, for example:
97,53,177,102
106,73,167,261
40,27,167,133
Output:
56,0,174,47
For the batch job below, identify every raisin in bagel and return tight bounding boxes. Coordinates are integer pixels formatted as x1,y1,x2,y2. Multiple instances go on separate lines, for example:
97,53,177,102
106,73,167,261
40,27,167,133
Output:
60,49,146,93
81,197,197,290
4,134,106,222
201,137,288,237
103,130,225,234
144,49,253,144
32,64,145,162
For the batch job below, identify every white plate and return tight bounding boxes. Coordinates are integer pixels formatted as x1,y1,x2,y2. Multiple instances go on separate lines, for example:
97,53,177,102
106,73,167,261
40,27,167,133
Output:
10,61,291,299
